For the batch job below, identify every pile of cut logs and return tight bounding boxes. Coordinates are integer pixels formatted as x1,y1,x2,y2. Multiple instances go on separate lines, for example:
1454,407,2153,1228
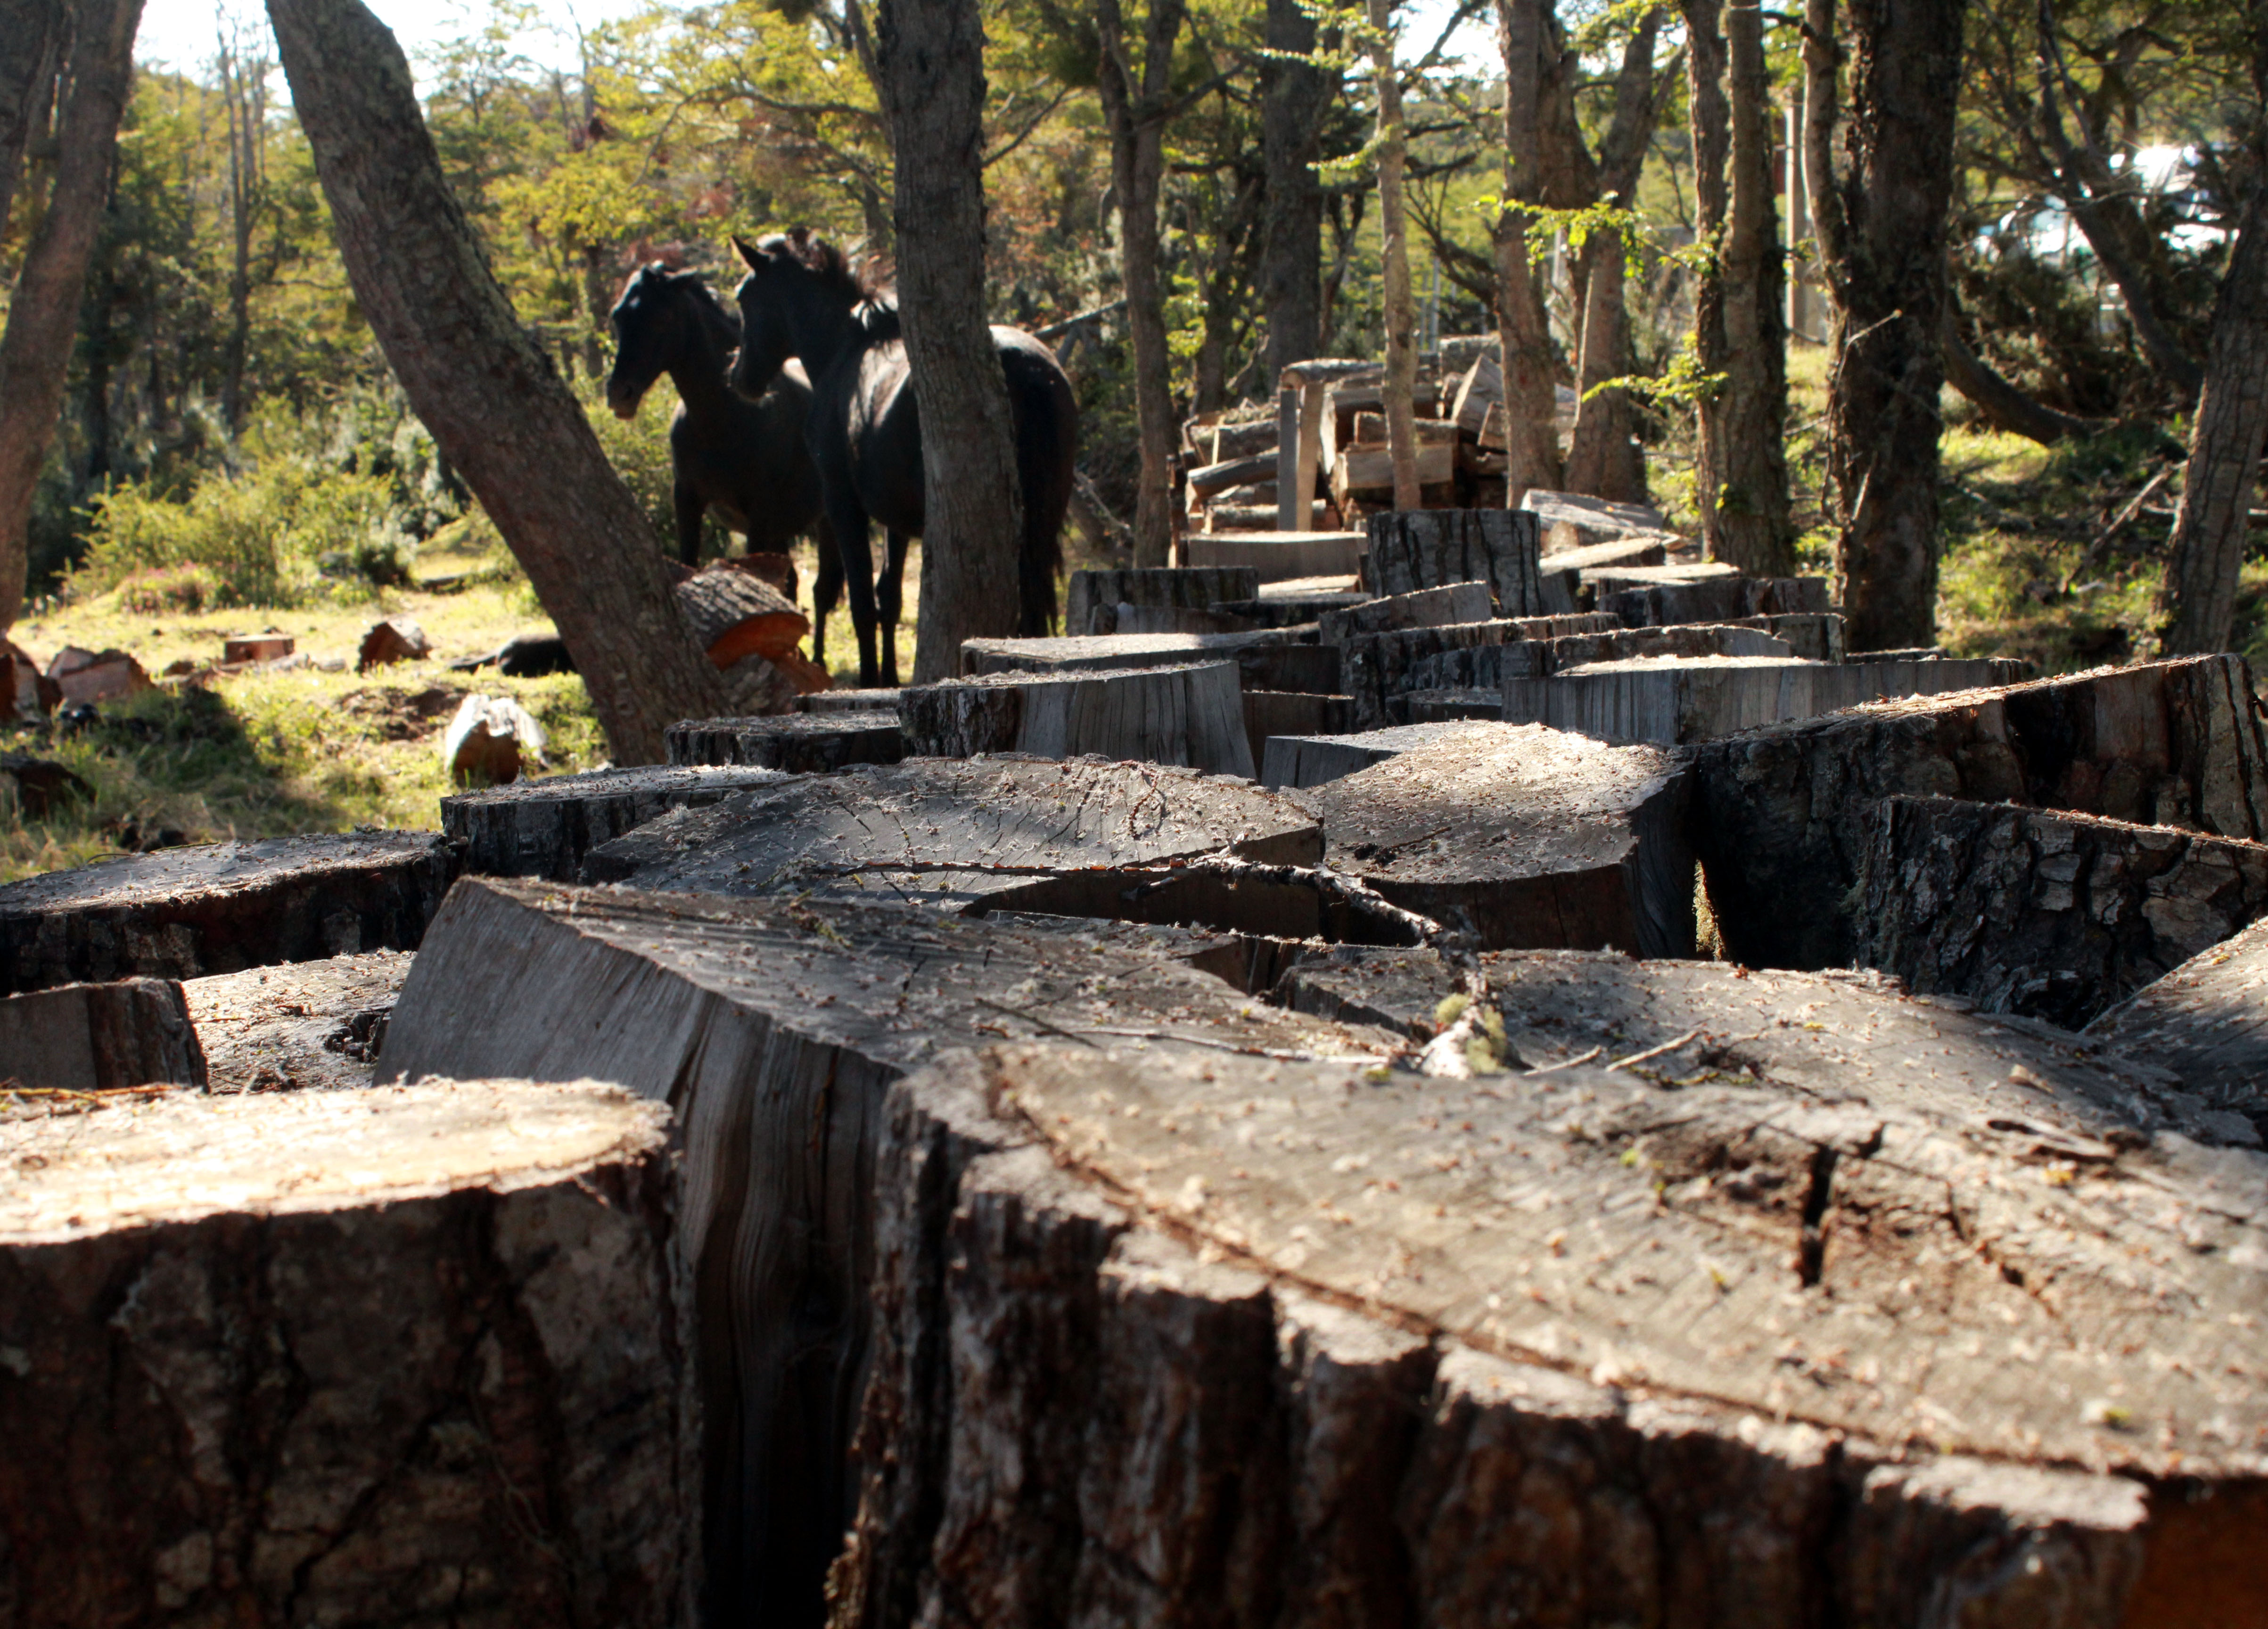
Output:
7,501,2268,1627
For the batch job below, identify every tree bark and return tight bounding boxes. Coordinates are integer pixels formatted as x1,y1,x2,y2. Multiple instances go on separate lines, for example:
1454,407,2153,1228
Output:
1493,0,1565,505
266,0,730,761
1803,0,1970,652
0,0,61,244
873,0,1027,683
0,0,142,632
2156,179,2268,656
1369,0,1421,512
1259,0,1328,385
218,36,266,437
1716,0,1795,572
1095,0,1185,567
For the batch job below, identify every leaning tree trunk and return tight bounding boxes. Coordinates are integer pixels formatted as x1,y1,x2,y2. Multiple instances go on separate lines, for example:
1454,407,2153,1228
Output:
0,0,62,244
874,0,1026,683
1260,0,1329,385
2157,178,2268,656
1493,0,1566,506
0,0,142,632
1369,0,1421,512
1804,0,1970,653
1096,0,1185,567
266,0,729,761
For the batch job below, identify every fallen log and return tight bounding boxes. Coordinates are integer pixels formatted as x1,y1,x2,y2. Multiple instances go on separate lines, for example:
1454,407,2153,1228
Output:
1065,567,1261,635
674,560,812,667
0,832,459,995
1364,509,1557,617
581,755,1321,911
0,1078,693,1625
1690,654,2268,971
1259,720,1495,790
1604,575,1833,626
833,1028,2268,1628
355,614,430,673
1180,530,1367,584
376,879,1402,1623
665,711,905,771
1287,720,1694,955
0,977,206,1089
2086,913,2268,1131
1502,655,2025,745
1316,580,1492,642
900,663,1256,774
962,628,1339,695
1856,796,2268,1032
182,949,414,1092
1188,451,1279,498
443,763,787,880
442,692,546,784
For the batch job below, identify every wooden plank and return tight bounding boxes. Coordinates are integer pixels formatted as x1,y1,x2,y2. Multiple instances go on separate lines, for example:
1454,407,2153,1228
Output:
0,977,206,1089
1450,350,1502,436
664,711,906,771
1258,720,1493,790
1287,721,1694,955
898,661,1255,775
1295,379,1326,530
1182,531,1367,583
443,764,786,880
836,1023,2268,1624
1689,654,2268,972
1329,438,1455,502
0,1078,692,1626
577,755,1322,909
1536,533,1669,573
1275,385,1301,530
182,949,414,1092
1857,795,2268,1040
1364,510,1553,617
1501,655,2027,747
376,879,1402,1621
0,833,459,995
1317,581,1492,642
1064,567,1260,636
2086,913,2268,1127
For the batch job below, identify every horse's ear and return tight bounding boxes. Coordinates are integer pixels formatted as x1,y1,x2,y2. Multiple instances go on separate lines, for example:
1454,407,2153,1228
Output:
731,234,763,270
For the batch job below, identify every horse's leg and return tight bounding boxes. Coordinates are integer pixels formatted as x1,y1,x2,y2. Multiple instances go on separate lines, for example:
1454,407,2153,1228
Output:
827,488,884,687
878,530,911,688
809,517,842,673
673,480,706,568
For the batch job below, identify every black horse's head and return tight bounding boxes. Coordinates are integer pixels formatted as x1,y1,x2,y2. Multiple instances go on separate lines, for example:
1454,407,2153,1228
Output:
729,229,873,400
606,262,704,420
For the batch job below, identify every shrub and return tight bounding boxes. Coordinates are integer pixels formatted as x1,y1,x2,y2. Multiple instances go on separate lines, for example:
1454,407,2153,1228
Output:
117,564,222,614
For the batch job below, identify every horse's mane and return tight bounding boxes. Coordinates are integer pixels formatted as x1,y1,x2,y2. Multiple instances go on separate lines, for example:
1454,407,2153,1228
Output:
772,227,900,337
618,260,741,340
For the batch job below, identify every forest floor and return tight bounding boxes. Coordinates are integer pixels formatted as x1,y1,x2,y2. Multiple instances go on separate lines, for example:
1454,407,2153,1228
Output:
5,377,2264,885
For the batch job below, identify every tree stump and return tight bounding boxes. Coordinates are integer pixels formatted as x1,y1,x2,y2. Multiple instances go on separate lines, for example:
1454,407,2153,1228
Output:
443,763,785,880
182,949,414,1092
797,686,902,714
0,1078,693,1626
47,645,152,704
900,662,1256,775
1316,580,1492,642
1286,721,1694,955
1855,795,2268,1036
1179,530,1366,583
832,1029,2268,1629
580,755,1321,911
443,692,546,784
2086,913,2268,1133
1363,509,1555,616
1404,687,1506,721
674,560,811,667
961,628,1340,695
355,614,430,673
1242,691,1353,765
1413,622,1797,695
1603,575,1834,626
1337,619,1545,729
1259,720,1493,790
0,832,459,995
0,977,206,1089
665,711,906,771
1502,655,2025,745
1064,567,1261,635
1734,610,1846,661
0,753,89,820
1691,654,2268,971
377,879,1402,1624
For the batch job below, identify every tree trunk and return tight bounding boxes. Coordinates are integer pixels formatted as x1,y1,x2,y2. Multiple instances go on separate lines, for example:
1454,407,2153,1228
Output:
1492,0,1565,505
1704,0,1795,574
219,39,265,436
1803,0,1971,652
1369,0,1421,511
1260,0,1328,385
2156,179,2268,656
1940,294,2106,444
0,0,61,243
1096,0,1185,568
265,0,730,761
873,0,1027,683
0,0,142,632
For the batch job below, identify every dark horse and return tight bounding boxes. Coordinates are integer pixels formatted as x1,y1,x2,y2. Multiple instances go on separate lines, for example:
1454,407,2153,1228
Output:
604,262,847,665
727,230,1079,687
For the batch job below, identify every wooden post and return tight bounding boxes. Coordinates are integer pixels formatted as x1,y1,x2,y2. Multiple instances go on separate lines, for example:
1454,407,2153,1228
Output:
1274,384,1301,530
1297,379,1326,529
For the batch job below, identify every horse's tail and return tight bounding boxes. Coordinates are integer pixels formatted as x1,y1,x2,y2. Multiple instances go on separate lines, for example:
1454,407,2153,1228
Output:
1014,356,1079,638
